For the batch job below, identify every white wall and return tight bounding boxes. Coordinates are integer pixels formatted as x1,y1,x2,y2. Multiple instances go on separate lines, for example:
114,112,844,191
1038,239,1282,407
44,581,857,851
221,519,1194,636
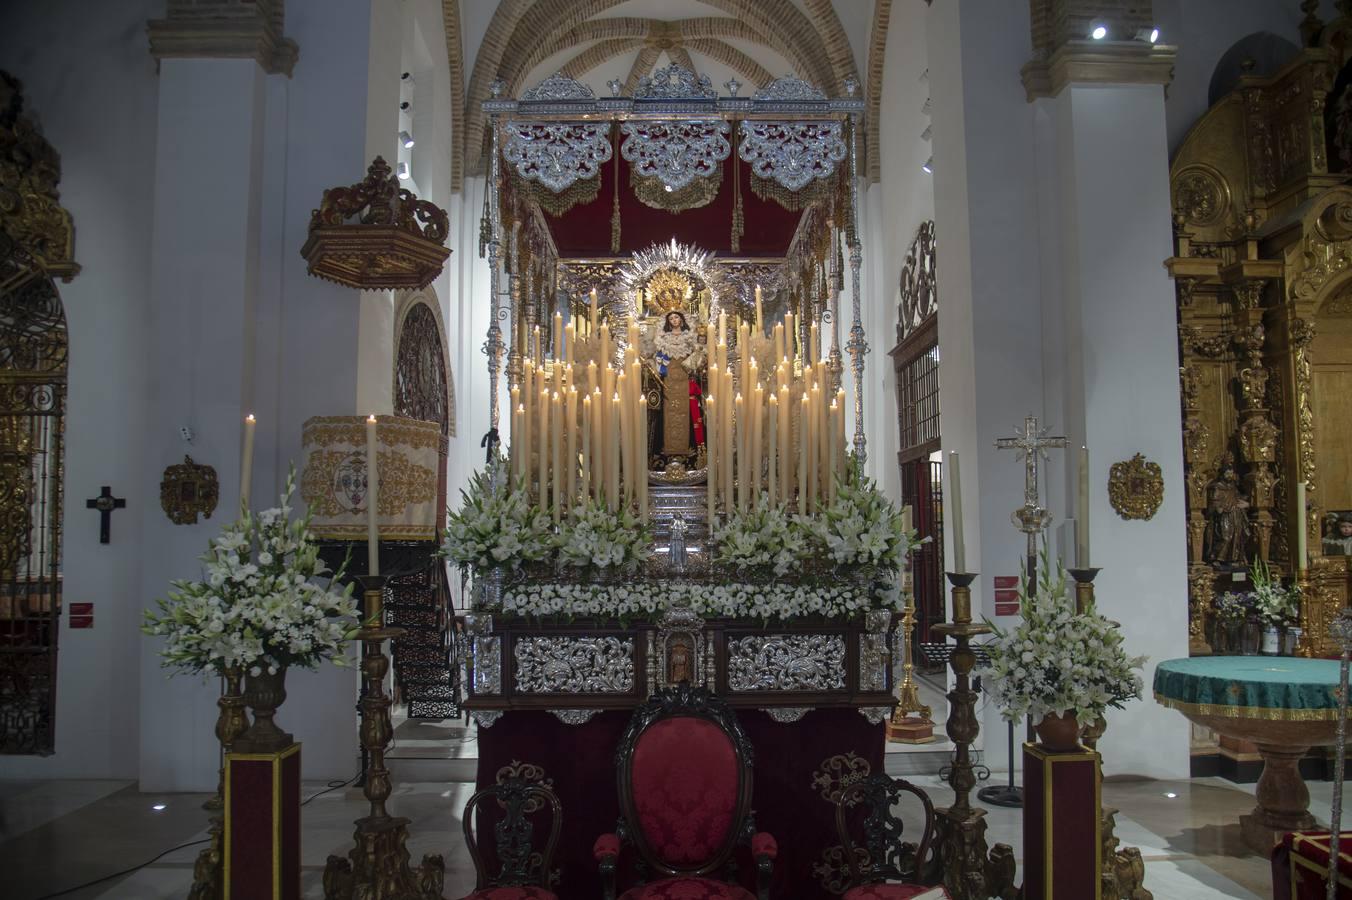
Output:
0,0,161,781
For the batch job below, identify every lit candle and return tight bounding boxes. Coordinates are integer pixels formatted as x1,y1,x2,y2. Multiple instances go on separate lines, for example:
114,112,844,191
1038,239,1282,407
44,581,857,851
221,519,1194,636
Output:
810,320,819,366
751,383,764,499
773,322,785,367
828,399,838,492
581,394,592,503
754,284,763,334
538,388,549,513
566,386,577,510
365,415,380,575
523,365,535,496
809,382,821,509
799,393,810,515
768,394,778,504
510,391,522,480
1296,481,1308,572
551,391,562,522
722,370,734,515
778,384,791,504
784,311,795,361
533,325,541,363
1077,446,1090,568
718,311,727,347
949,451,965,573
592,387,603,501
836,387,847,479
618,371,630,502
600,321,611,368
707,392,718,526
553,311,563,362
734,392,746,511
589,287,599,332
609,392,622,511
240,413,256,511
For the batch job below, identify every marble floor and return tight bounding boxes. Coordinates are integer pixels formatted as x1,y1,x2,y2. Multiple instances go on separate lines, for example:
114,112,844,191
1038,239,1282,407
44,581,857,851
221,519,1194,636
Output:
0,716,1331,900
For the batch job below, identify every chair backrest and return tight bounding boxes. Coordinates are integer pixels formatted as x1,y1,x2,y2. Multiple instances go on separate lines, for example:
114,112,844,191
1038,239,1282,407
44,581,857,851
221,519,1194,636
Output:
615,684,755,877
463,776,562,888
835,773,935,887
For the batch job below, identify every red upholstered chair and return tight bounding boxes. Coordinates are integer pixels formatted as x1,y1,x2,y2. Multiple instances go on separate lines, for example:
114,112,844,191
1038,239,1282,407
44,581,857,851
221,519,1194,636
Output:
460,777,562,900
593,685,776,900
834,773,941,900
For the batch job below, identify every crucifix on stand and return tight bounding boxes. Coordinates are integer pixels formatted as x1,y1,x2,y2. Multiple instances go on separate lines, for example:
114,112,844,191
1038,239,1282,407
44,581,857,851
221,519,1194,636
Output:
995,415,1066,594
85,486,125,544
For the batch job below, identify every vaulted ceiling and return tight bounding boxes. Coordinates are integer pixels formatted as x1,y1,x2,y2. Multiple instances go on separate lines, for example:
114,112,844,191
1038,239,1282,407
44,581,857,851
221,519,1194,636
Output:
442,0,894,189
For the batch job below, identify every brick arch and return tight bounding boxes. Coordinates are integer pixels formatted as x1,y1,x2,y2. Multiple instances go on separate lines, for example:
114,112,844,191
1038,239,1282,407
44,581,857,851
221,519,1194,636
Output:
681,38,772,88
444,0,467,191
559,38,646,80
864,0,892,183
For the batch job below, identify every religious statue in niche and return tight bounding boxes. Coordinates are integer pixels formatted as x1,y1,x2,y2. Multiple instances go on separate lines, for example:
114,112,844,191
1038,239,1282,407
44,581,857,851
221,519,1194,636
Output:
1322,512,1352,556
1202,455,1250,566
666,633,696,685
637,268,708,470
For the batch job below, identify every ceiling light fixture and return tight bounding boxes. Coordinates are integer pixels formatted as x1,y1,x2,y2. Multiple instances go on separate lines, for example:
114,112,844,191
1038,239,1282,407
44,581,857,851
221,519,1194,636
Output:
397,161,410,180
922,157,933,175
152,803,167,811
1091,24,1108,40
399,130,415,149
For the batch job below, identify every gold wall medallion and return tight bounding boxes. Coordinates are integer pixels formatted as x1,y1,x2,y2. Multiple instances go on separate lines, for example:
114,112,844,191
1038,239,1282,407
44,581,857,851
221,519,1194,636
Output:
1108,453,1164,521
160,455,219,525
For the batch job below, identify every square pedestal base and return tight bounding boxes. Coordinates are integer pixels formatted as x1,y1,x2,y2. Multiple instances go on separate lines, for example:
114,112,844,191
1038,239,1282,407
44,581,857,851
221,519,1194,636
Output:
1022,743,1101,900
225,743,301,900
886,716,936,743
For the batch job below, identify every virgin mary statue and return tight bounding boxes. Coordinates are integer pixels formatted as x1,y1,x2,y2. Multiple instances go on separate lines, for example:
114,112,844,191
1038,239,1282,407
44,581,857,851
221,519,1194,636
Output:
650,310,705,460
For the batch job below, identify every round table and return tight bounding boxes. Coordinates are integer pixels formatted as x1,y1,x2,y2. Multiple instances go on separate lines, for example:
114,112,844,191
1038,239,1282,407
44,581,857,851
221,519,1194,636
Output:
1154,656,1343,853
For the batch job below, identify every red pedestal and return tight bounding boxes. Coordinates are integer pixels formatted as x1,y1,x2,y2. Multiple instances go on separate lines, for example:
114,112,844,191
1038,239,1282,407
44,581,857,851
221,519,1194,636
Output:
1022,743,1100,900
224,743,301,900
1273,831,1352,899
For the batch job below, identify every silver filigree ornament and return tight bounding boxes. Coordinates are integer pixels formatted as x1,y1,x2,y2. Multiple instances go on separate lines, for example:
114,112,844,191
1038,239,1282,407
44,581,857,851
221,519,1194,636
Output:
504,121,614,194
858,706,891,725
551,708,602,725
754,74,827,102
634,64,716,100
620,119,730,192
471,710,504,728
727,635,847,692
522,72,598,102
764,707,810,723
738,119,847,192
514,637,635,693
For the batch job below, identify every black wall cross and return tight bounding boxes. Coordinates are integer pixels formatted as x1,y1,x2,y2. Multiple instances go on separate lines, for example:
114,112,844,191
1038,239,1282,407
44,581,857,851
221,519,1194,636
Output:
86,486,125,544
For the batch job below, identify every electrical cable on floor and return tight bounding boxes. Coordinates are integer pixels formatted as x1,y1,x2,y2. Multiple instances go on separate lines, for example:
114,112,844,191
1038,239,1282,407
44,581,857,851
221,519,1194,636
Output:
30,769,362,900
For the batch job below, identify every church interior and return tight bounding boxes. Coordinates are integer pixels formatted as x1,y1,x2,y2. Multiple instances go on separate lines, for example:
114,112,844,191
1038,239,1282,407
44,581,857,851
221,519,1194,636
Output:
7,1,1352,898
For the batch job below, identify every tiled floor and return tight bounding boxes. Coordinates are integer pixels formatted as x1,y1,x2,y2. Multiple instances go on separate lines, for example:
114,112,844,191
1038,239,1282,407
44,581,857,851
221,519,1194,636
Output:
0,715,1332,900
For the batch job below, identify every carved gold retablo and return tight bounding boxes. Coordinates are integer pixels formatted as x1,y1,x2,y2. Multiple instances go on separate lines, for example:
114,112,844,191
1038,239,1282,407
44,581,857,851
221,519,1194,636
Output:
300,157,450,290
160,455,219,525
1108,453,1164,521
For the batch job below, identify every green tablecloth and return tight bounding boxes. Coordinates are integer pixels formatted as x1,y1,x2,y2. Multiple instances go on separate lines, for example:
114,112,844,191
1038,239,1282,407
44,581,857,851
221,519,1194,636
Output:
1153,656,1344,721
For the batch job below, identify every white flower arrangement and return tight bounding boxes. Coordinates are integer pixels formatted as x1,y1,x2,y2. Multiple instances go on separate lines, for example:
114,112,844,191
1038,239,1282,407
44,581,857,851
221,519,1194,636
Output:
1248,558,1301,627
802,469,926,573
496,580,874,621
142,470,359,676
441,461,552,575
717,492,806,577
977,554,1145,727
555,498,652,572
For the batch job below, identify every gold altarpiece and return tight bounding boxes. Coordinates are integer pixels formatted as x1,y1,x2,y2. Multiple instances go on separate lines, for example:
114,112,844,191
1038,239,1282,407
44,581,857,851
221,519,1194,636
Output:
1167,12,1352,657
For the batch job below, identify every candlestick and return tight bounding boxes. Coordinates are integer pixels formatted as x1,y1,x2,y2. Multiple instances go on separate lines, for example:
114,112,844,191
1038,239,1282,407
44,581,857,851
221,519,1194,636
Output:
722,370,734,515
240,413,256,511
618,371,630,502
778,384,791,505
718,311,727,347
734,392,746,511
828,399,839,492
949,451,965,574
538,388,549,514
566,387,577,510
608,392,621,511
551,391,562,523
532,325,541,364
589,287,599,332
553,312,563,363
1077,445,1090,568
365,415,380,575
751,383,764,499
755,284,763,334
809,383,821,510
1296,480,1308,572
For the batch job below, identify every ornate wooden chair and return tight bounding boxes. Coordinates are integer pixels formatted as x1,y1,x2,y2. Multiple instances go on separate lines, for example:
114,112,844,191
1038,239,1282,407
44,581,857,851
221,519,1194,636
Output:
460,777,562,900
593,684,777,900
833,773,941,900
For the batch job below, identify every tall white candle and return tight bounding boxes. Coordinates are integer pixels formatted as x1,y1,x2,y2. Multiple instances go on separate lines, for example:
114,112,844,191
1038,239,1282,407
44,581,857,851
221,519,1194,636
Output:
240,414,256,511
1077,446,1090,567
754,284,763,334
768,395,778,504
949,451,965,573
581,394,591,504
365,415,380,575
589,287,599,332
706,392,718,528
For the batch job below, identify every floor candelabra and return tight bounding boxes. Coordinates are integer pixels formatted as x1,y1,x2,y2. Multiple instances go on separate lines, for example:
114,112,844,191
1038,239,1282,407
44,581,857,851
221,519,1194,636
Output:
929,572,1017,900
887,569,934,742
189,667,248,900
323,576,445,900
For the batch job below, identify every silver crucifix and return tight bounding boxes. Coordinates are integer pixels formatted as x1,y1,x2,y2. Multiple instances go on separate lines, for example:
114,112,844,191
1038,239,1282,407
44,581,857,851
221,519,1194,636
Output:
995,415,1067,592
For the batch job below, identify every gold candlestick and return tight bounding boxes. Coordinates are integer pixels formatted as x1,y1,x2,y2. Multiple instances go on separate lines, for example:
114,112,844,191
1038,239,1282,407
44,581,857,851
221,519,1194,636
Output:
1068,567,1101,615
887,570,934,743
322,577,444,900
203,667,248,811
928,571,1018,899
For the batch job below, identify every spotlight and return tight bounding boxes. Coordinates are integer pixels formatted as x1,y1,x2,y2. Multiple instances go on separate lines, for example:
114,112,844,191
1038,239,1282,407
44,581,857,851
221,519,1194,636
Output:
401,71,412,81
1135,26,1160,43
921,124,932,142
397,161,410,180
1164,792,1177,799
922,157,933,175
400,101,410,111
1091,24,1107,40
399,130,415,149
152,803,167,811
663,183,674,193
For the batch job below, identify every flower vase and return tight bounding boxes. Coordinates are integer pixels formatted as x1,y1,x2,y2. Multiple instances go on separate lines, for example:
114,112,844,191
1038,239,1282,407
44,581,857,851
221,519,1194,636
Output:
476,567,505,609
1221,622,1241,655
1285,626,1303,656
233,667,292,753
1035,712,1083,751
1260,625,1281,655
1241,619,1262,656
